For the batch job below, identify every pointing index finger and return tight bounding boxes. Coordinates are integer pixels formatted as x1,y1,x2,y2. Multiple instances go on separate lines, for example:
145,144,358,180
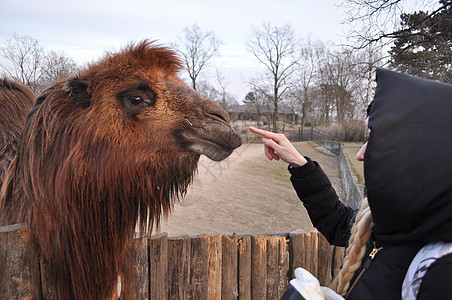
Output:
249,126,280,141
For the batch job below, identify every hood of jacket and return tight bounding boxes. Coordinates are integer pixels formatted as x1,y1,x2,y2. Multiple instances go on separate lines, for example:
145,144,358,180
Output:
365,68,452,246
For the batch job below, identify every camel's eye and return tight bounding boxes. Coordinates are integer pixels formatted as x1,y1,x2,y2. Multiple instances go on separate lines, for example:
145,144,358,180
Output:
117,84,156,118
128,96,143,106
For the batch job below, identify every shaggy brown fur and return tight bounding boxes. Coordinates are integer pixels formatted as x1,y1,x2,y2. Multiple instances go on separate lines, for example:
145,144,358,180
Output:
0,41,241,299
0,79,35,191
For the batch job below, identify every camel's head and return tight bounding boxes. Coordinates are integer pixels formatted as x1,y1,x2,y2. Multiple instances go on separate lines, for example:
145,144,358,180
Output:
65,40,241,163
0,40,241,300
2,41,243,228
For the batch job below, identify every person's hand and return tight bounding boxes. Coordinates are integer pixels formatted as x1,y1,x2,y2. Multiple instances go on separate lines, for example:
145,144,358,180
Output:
249,126,308,167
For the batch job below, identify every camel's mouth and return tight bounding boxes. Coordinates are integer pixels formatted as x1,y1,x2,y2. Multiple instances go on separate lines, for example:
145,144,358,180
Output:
180,126,242,161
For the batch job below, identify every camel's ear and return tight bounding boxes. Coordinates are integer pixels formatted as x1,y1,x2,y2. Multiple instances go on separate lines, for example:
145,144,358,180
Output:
66,76,92,108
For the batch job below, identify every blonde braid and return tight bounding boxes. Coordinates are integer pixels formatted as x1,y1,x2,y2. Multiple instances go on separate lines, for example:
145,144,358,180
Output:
330,198,374,296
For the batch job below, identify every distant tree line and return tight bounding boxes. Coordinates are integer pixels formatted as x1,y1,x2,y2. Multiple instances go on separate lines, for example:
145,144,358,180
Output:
0,33,78,93
239,0,452,132
1,0,450,133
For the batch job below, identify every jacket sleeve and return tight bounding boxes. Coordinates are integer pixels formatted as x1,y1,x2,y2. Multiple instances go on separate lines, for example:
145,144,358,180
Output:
289,157,357,247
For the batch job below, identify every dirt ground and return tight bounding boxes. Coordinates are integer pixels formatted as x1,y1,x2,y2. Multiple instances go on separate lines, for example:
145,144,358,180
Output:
156,141,345,237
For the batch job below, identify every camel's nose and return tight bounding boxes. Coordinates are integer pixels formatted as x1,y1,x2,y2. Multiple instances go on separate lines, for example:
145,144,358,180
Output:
205,102,230,124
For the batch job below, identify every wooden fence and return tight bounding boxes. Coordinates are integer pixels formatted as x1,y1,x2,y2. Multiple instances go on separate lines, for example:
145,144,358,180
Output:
0,225,345,299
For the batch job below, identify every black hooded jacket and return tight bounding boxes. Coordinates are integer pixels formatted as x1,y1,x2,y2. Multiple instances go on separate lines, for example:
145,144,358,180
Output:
366,68,452,246
287,69,452,299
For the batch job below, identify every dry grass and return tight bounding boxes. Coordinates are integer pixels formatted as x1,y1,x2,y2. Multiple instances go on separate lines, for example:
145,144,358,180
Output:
342,142,364,185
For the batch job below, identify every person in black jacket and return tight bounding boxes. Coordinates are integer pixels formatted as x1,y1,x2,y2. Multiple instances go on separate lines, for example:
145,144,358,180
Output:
249,68,452,299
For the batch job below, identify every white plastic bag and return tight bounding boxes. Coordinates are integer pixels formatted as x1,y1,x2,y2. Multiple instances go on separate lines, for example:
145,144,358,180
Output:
290,268,344,300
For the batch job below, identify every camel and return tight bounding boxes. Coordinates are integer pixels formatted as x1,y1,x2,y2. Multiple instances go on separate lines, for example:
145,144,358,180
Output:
0,41,242,299
0,79,35,188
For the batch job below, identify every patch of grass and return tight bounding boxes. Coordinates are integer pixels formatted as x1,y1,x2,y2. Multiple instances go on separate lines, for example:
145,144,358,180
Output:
342,142,365,185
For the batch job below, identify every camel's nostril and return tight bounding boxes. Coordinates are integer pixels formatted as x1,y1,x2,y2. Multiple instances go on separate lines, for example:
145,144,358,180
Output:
208,111,228,123
206,107,230,124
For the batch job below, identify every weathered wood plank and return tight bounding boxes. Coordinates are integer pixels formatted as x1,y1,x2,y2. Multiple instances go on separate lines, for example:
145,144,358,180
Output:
277,236,289,298
332,246,346,279
317,233,334,286
238,236,251,300
251,235,267,299
120,232,150,299
190,234,209,299
304,231,319,277
289,232,304,279
149,232,168,300
208,234,222,300
0,225,39,299
168,235,191,299
266,236,279,300
222,234,238,299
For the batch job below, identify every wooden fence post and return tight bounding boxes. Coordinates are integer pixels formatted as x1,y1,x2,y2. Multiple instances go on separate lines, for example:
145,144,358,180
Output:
289,231,304,279
168,235,191,299
120,232,150,299
251,235,267,299
305,231,319,277
266,236,278,299
190,234,209,299
238,236,251,300
208,234,222,300
290,230,320,279
332,246,346,279
277,235,289,298
149,232,168,300
222,234,238,299
317,233,334,286
0,224,41,299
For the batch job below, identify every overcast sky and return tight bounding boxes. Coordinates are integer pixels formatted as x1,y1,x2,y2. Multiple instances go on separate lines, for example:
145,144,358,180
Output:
0,0,349,100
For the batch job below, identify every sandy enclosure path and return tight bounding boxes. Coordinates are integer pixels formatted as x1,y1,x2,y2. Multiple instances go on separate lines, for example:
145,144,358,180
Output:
156,141,345,237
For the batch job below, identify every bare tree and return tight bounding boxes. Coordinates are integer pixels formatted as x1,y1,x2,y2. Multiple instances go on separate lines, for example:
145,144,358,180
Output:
341,0,443,49
317,48,364,122
39,50,78,91
214,67,231,109
247,78,277,130
243,90,264,126
294,38,325,128
1,34,79,93
247,22,300,132
1,33,44,92
196,79,238,111
353,41,386,118
174,24,222,91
